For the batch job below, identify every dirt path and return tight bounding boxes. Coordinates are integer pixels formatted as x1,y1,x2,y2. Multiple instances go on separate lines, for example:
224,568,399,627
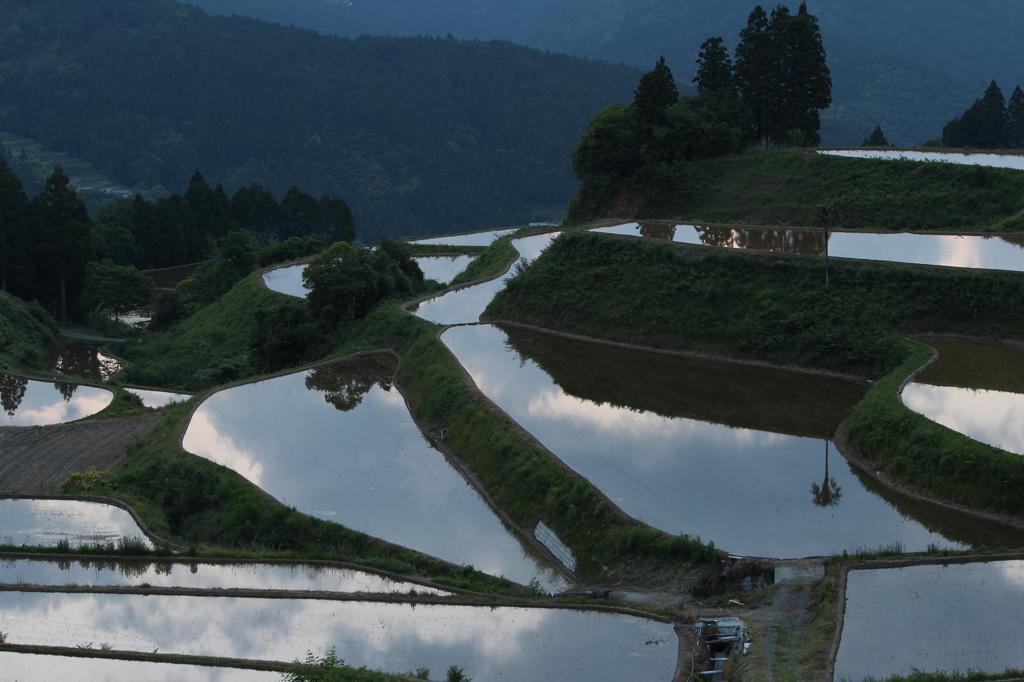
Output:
0,415,159,494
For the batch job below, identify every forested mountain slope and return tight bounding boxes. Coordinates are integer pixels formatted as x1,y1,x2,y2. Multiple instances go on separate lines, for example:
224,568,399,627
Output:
0,0,637,238
193,0,1024,145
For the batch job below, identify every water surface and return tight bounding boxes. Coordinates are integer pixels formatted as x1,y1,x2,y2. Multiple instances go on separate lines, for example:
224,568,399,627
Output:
408,228,516,247
835,561,1024,681
0,557,448,595
413,255,475,284
442,324,973,557
183,354,565,590
0,499,151,548
262,264,309,298
819,148,1024,171
0,593,677,681
593,223,1024,272
50,346,123,382
126,388,191,409
0,652,281,682
411,232,555,325
0,375,113,426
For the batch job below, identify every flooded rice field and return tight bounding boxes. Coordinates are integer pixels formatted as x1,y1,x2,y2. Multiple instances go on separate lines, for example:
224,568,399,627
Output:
0,593,677,681
440,324,1022,557
182,354,566,591
834,560,1024,681
0,499,151,548
0,652,281,682
411,232,556,325
0,374,112,427
903,337,1024,455
819,148,1024,171
49,346,123,382
413,255,474,284
261,264,308,299
408,228,516,247
125,388,191,409
0,556,449,594
593,222,1024,272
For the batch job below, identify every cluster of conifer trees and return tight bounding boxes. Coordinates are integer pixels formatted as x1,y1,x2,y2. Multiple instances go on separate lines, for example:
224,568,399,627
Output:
942,81,1024,149
0,159,354,321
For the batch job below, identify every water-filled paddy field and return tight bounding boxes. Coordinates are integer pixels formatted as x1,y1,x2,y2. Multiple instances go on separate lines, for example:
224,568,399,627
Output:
0,556,449,594
0,593,678,681
49,346,123,382
441,324,1022,557
593,222,1024,271
835,560,1024,681
414,255,475,284
182,353,565,590
903,337,1024,456
124,387,191,409
819,148,1024,171
0,375,112,427
411,232,555,325
0,652,281,682
261,264,308,298
0,499,151,548
408,228,516,247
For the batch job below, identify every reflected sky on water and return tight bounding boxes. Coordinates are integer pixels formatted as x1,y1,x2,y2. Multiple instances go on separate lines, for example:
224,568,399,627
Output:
442,324,969,558
593,222,1024,272
408,228,516,247
819,148,1024,171
125,388,191,409
411,232,555,325
835,561,1024,681
182,355,565,590
262,264,309,298
0,557,449,595
0,652,281,682
0,499,151,548
902,383,1024,456
0,593,678,681
0,375,112,427
413,255,474,285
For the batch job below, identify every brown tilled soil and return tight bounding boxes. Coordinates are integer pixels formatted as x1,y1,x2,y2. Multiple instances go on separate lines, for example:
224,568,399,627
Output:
0,415,159,494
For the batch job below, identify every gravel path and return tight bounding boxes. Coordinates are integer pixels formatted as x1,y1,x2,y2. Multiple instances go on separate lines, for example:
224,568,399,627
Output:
0,415,159,494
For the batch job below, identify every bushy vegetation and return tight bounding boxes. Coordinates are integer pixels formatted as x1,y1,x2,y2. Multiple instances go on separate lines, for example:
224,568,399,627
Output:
447,237,519,286
844,344,1024,517
942,80,1024,149
488,233,1024,378
0,290,59,370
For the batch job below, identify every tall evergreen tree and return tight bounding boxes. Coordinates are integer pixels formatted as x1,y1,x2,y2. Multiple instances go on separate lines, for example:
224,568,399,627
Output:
633,56,679,128
944,81,1008,148
1007,86,1024,148
280,186,320,238
694,37,735,96
734,6,775,144
32,166,93,320
863,125,889,147
780,3,832,143
0,160,31,293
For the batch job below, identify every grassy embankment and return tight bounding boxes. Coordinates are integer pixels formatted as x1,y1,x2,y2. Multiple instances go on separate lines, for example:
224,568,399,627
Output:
862,671,1024,682
0,291,59,371
569,148,1024,231
64,234,716,595
486,232,1024,519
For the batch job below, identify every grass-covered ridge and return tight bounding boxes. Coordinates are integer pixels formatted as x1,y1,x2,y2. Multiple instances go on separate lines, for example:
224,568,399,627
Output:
0,291,59,370
842,343,1024,519
120,274,306,391
486,232,1024,379
569,149,1024,232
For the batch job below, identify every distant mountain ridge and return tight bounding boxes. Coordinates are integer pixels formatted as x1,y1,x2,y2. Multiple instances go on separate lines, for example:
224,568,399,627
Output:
191,0,1024,145
0,0,638,238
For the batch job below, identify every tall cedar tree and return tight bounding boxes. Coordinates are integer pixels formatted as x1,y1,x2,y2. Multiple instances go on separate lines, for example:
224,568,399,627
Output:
863,125,889,147
32,166,93,321
735,3,830,145
1007,86,1024,148
633,56,679,129
943,81,1008,148
694,37,735,96
0,160,31,293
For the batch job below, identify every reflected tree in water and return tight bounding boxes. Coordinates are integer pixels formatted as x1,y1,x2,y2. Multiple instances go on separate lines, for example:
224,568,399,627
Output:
54,381,78,402
0,373,28,415
811,439,842,507
638,222,675,241
304,358,395,412
694,225,827,255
